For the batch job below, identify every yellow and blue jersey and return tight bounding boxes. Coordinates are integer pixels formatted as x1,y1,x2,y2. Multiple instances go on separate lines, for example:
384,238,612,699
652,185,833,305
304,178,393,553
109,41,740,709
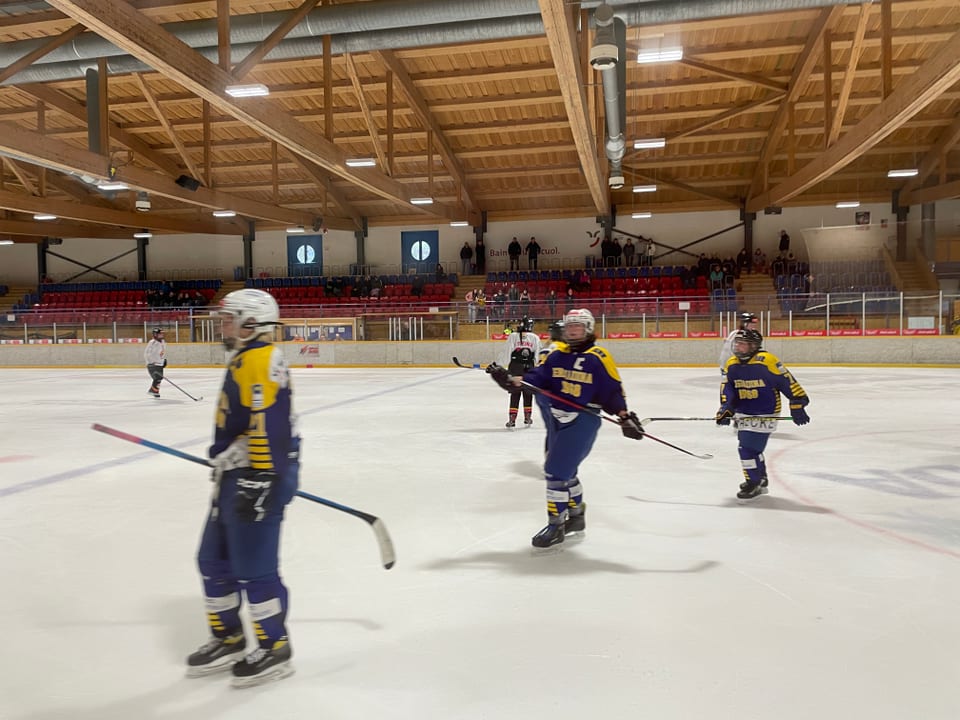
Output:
720,351,808,417
211,341,298,475
524,341,627,416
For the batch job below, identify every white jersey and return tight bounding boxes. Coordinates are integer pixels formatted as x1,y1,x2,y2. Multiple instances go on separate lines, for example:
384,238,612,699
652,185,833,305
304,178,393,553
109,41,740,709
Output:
145,338,166,366
498,330,542,371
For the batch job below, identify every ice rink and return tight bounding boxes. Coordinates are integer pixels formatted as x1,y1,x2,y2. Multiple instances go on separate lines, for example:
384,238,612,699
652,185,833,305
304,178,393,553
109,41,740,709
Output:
1,362,958,720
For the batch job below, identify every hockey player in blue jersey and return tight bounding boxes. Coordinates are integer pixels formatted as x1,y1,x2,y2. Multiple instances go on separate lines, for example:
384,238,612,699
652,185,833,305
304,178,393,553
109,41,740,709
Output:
487,308,644,547
717,329,809,500
186,288,301,687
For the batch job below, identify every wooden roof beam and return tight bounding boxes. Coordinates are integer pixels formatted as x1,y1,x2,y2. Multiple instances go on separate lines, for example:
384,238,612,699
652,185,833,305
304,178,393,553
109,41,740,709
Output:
231,0,320,81
344,53,390,176
133,72,204,183
537,0,608,217
828,3,871,146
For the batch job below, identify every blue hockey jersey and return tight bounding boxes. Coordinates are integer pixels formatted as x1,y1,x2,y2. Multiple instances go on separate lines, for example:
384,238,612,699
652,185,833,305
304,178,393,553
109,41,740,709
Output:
523,341,628,416
720,350,808,418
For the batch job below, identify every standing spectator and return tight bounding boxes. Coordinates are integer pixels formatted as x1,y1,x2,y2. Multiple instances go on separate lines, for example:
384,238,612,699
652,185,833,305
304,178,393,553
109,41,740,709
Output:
474,287,487,319
508,237,522,271
612,237,623,267
717,329,810,499
545,287,557,318
623,238,636,267
486,308,644,546
564,286,576,312
519,287,531,318
646,240,656,267
187,288,300,687
459,242,474,275
778,229,791,253
494,316,541,428
525,236,541,270
507,283,519,320
144,327,166,398
411,274,425,297
465,289,477,323
492,286,507,320
475,237,486,275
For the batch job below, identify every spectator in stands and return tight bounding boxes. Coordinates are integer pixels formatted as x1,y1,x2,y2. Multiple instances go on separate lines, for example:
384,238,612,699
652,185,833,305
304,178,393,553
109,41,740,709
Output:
737,248,750,276
369,275,384,298
710,264,724,290
545,288,557,318
753,248,767,274
435,263,446,282
475,288,487,319
475,237,486,275
508,237,522,271
778,229,791,253
356,276,371,298
565,287,576,312
612,237,623,267
177,290,192,306
507,283,519,319
646,240,656,267
576,269,591,292
493,286,507,320
525,237,541,270
411,274,425,297
519,287,531,318
623,238,636,267
465,289,477,323
460,242,474,275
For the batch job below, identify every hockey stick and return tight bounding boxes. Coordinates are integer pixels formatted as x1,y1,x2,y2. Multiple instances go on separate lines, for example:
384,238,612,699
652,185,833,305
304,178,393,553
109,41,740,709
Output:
162,376,203,402
90,423,396,570
452,356,489,370
640,416,791,425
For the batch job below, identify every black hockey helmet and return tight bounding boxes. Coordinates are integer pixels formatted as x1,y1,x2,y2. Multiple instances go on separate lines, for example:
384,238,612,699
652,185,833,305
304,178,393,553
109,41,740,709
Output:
732,328,762,361
152,327,164,337
739,312,758,328
548,321,564,342
518,315,533,333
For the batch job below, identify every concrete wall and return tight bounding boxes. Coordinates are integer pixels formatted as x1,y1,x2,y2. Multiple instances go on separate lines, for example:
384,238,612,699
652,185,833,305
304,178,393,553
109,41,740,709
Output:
1,337,957,368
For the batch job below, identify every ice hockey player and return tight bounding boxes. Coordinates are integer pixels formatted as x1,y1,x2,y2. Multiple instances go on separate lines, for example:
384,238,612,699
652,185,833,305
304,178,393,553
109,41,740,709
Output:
487,308,644,547
537,320,565,365
144,327,166,397
716,329,810,500
497,316,542,427
719,312,759,369
186,288,301,688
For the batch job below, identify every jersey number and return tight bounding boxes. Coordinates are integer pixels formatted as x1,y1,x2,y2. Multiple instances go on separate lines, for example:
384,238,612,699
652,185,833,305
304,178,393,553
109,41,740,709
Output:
561,380,582,398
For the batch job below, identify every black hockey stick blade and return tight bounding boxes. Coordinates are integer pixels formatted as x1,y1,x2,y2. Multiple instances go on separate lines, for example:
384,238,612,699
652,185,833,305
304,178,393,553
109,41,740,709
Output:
162,376,203,402
452,356,487,370
91,423,396,569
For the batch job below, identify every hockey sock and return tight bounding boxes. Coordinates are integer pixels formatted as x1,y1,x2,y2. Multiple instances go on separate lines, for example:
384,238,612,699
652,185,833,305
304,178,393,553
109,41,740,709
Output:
737,447,765,488
545,478,573,524
202,591,242,637
566,480,583,516
244,579,290,649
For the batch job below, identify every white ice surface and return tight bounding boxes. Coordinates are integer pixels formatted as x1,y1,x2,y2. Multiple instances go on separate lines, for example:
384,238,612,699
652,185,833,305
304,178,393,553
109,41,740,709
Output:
1,365,958,720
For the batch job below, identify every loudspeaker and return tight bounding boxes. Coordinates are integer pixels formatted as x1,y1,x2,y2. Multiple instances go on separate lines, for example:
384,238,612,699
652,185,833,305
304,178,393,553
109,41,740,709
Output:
175,174,201,191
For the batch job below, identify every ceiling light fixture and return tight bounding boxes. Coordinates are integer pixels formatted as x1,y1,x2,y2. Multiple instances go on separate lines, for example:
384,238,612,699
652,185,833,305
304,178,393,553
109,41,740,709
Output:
410,197,434,205
631,212,653,219
286,225,305,233
633,138,666,150
0,239,13,245
212,210,237,218
887,168,919,178
835,201,860,209
346,158,377,168
133,231,152,239
632,185,657,193
449,221,469,227
33,213,57,220
225,83,269,98
636,47,683,64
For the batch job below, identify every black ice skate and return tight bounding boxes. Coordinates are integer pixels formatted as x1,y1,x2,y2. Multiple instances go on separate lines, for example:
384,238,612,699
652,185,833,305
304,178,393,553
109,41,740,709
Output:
524,415,533,426
231,642,294,688
185,633,245,677
566,504,586,534
532,521,565,548
505,419,516,428
739,478,768,493
736,483,765,500
148,386,160,398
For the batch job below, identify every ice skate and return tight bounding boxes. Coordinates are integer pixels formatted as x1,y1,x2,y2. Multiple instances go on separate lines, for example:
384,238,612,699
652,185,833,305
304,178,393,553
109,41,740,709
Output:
531,521,565,548
148,386,160,398
505,419,516,428
736,483,765,500
185,633,245,677
523,415,533,427
739,478,768,493
231,643,294,688
565,503,586,534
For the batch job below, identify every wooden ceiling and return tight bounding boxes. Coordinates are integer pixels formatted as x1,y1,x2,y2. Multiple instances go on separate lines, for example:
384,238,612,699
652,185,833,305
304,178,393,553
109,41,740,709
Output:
0,0,957,243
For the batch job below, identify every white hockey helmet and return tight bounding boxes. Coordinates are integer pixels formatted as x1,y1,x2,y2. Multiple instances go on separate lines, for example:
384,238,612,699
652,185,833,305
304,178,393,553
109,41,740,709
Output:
217,288,280,349
563,308,595,335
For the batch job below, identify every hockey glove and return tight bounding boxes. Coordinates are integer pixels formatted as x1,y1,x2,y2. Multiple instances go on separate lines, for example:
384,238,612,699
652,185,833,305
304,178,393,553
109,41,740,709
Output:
163,358,168,368
715,407,734,426
235,471,276,522
619,411,645,440
485,363,514,391
790,404,810,426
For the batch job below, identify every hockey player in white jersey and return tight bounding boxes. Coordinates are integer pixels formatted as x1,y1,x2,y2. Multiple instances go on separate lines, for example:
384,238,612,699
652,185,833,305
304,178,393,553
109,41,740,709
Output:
497,316,542,427
144,327,166,397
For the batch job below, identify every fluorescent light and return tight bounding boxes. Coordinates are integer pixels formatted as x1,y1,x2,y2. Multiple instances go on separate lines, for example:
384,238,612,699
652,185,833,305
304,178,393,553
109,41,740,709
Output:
632,185,657,193
633,138,666,150
887,168,919,178
631,212,653,219
212,210,237,218
637,47,683,64
0,239,13,245
286,225,305,233
33,213,57,220
97,181,129,191
225,83,269,98
133,231,152,239
410,197,434,205
346,158,377,168
836,201,860,209
450,221,469,227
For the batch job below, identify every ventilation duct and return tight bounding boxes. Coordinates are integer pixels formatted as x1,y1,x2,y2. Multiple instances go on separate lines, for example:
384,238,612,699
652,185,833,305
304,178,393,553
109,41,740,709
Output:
590,4,627,190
